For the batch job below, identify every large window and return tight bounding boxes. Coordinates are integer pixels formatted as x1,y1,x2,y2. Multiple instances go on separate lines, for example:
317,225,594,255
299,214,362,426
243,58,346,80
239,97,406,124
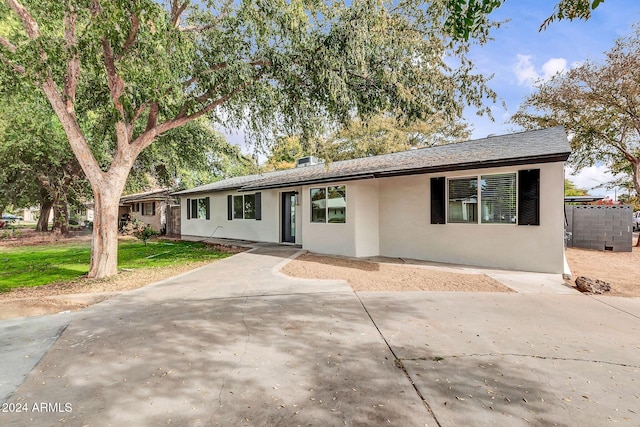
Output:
481,174,516,224
447,173,517,224
448,178,478,223
232,194,256,219
311,186,346,223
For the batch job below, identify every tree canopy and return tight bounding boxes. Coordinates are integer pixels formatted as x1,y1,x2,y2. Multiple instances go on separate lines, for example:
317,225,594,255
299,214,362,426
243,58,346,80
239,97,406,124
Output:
564,179,588,197
512,24,640,197
266,112,470,170
0,0,501,278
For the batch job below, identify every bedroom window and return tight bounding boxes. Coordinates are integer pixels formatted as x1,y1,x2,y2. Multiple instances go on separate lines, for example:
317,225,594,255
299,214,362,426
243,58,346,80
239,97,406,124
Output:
186,197,210,220
311,185,346,223
480,174,516,224
433,170,539,226
448,178,478,223
228,193,261,220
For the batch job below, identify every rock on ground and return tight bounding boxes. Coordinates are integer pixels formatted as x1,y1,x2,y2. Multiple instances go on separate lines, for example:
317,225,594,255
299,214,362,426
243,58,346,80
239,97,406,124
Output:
575,276,611,294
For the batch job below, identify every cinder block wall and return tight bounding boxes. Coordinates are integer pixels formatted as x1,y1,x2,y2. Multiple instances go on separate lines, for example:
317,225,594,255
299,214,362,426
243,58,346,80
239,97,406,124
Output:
564,205,633,252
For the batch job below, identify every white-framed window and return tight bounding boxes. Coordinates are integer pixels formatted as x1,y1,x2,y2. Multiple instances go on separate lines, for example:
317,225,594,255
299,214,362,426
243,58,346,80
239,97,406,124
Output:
447,173,517,224
310,185,346,223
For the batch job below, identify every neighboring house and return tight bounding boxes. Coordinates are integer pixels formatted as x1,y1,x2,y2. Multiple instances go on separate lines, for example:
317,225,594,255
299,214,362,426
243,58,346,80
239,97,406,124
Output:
174,127,571,274
120,189,176,233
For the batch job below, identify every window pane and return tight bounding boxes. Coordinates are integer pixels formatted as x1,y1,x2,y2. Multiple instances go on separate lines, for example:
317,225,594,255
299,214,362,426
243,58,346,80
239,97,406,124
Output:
481,174,516,224
244,194,256,219
233,195,243,219
198,198,207,219
310,188,326,223
448,178,478,223
327,186,346,223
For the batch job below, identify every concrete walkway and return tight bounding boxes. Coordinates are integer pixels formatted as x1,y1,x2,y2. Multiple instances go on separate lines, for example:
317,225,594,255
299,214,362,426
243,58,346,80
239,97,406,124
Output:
1,248,639,426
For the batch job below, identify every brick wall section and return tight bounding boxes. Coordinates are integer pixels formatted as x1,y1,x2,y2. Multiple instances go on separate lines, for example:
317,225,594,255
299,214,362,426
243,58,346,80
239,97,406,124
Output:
564,205,633,252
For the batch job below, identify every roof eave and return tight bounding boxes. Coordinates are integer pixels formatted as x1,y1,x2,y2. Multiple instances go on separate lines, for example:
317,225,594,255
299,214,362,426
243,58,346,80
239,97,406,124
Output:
241,152,570,191
171,186,243,197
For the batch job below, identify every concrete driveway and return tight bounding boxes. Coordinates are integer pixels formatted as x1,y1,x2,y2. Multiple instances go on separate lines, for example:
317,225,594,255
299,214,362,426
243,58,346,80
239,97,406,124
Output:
1,247,639,426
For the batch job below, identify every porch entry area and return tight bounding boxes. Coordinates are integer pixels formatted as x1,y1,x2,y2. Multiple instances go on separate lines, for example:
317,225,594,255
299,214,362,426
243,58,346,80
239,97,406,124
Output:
281,191,297,243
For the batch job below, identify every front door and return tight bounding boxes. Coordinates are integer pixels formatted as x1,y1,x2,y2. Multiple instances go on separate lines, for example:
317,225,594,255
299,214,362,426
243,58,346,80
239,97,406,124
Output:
281,192,296,243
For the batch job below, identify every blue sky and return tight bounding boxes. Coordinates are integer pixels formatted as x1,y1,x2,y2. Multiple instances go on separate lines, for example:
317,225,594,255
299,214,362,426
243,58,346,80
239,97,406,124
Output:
223,1,640,197
465,0,640,197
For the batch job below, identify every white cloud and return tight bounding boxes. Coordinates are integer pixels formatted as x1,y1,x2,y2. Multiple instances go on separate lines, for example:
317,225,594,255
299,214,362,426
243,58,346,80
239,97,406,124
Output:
513,55,568,87
513,54,538,86
565,165,619,198
541,58,567,80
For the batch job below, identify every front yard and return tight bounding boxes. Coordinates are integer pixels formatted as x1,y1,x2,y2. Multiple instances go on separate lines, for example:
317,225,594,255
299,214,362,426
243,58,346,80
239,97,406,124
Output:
0,239,237,291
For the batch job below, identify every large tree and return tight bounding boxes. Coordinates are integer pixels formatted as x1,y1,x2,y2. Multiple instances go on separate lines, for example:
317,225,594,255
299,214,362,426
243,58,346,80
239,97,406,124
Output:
0,84,88,233
512,25,640,198
0,0,498,278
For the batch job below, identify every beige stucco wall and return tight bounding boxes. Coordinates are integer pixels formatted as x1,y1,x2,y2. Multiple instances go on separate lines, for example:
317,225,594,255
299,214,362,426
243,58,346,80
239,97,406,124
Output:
180,187,303,244
378,162,566,273
131,201,165,231
179,161,566,273
300,181,355,256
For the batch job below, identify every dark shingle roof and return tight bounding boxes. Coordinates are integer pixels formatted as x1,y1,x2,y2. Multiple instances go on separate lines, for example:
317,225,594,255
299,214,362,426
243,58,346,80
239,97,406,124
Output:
120,189,173,203
174,127,570,196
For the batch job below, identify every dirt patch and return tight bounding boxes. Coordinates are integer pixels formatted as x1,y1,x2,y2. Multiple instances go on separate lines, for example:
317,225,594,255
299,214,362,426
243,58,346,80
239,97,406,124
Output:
0,260,226,320
281,253,513,292
565,247,640,297
0,228,92,247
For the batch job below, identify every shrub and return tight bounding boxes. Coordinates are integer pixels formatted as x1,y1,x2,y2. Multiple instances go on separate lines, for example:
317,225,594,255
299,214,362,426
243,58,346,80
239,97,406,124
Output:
134,224,159,246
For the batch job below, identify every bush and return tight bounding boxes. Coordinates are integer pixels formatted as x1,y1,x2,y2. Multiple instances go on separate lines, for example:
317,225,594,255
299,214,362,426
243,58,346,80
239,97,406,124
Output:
134,224,159,246
120,219,145,236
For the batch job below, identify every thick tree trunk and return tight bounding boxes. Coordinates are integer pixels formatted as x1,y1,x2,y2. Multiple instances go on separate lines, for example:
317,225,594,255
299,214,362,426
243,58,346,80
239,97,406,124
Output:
36,199,52,232
88,188,121,278
52,197,69,235
87,165,129,279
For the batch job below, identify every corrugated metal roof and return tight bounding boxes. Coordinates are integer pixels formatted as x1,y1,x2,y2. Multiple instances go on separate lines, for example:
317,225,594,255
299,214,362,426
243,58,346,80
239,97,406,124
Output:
174,127,571,195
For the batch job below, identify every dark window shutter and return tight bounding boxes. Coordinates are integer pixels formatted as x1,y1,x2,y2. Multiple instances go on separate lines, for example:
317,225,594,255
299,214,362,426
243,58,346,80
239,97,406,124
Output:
255,192,262,221
152,202,156,216
186,198,191,219
430,177,446,224
191,199,198,219
518,169,540,226
205,197,210,220
227,195,233,220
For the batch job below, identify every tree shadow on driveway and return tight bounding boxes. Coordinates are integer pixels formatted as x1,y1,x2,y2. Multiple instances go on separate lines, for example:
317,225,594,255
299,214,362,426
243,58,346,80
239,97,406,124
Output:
3,291,433,426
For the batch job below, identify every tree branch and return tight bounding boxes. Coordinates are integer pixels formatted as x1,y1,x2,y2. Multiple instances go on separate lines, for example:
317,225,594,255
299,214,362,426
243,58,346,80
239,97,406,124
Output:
178,0,233,32
145,102,159,132
0,53,25,74
101,38,126,121
116,13,140,61
132,77,259,156
0,36,17,53
63,2,80,114
40,77,105,184
171,1,189,27
6,0,41,39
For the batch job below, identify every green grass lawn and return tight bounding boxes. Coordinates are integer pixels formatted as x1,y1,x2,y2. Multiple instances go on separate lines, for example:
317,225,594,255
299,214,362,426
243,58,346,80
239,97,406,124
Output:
0,239,234,291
